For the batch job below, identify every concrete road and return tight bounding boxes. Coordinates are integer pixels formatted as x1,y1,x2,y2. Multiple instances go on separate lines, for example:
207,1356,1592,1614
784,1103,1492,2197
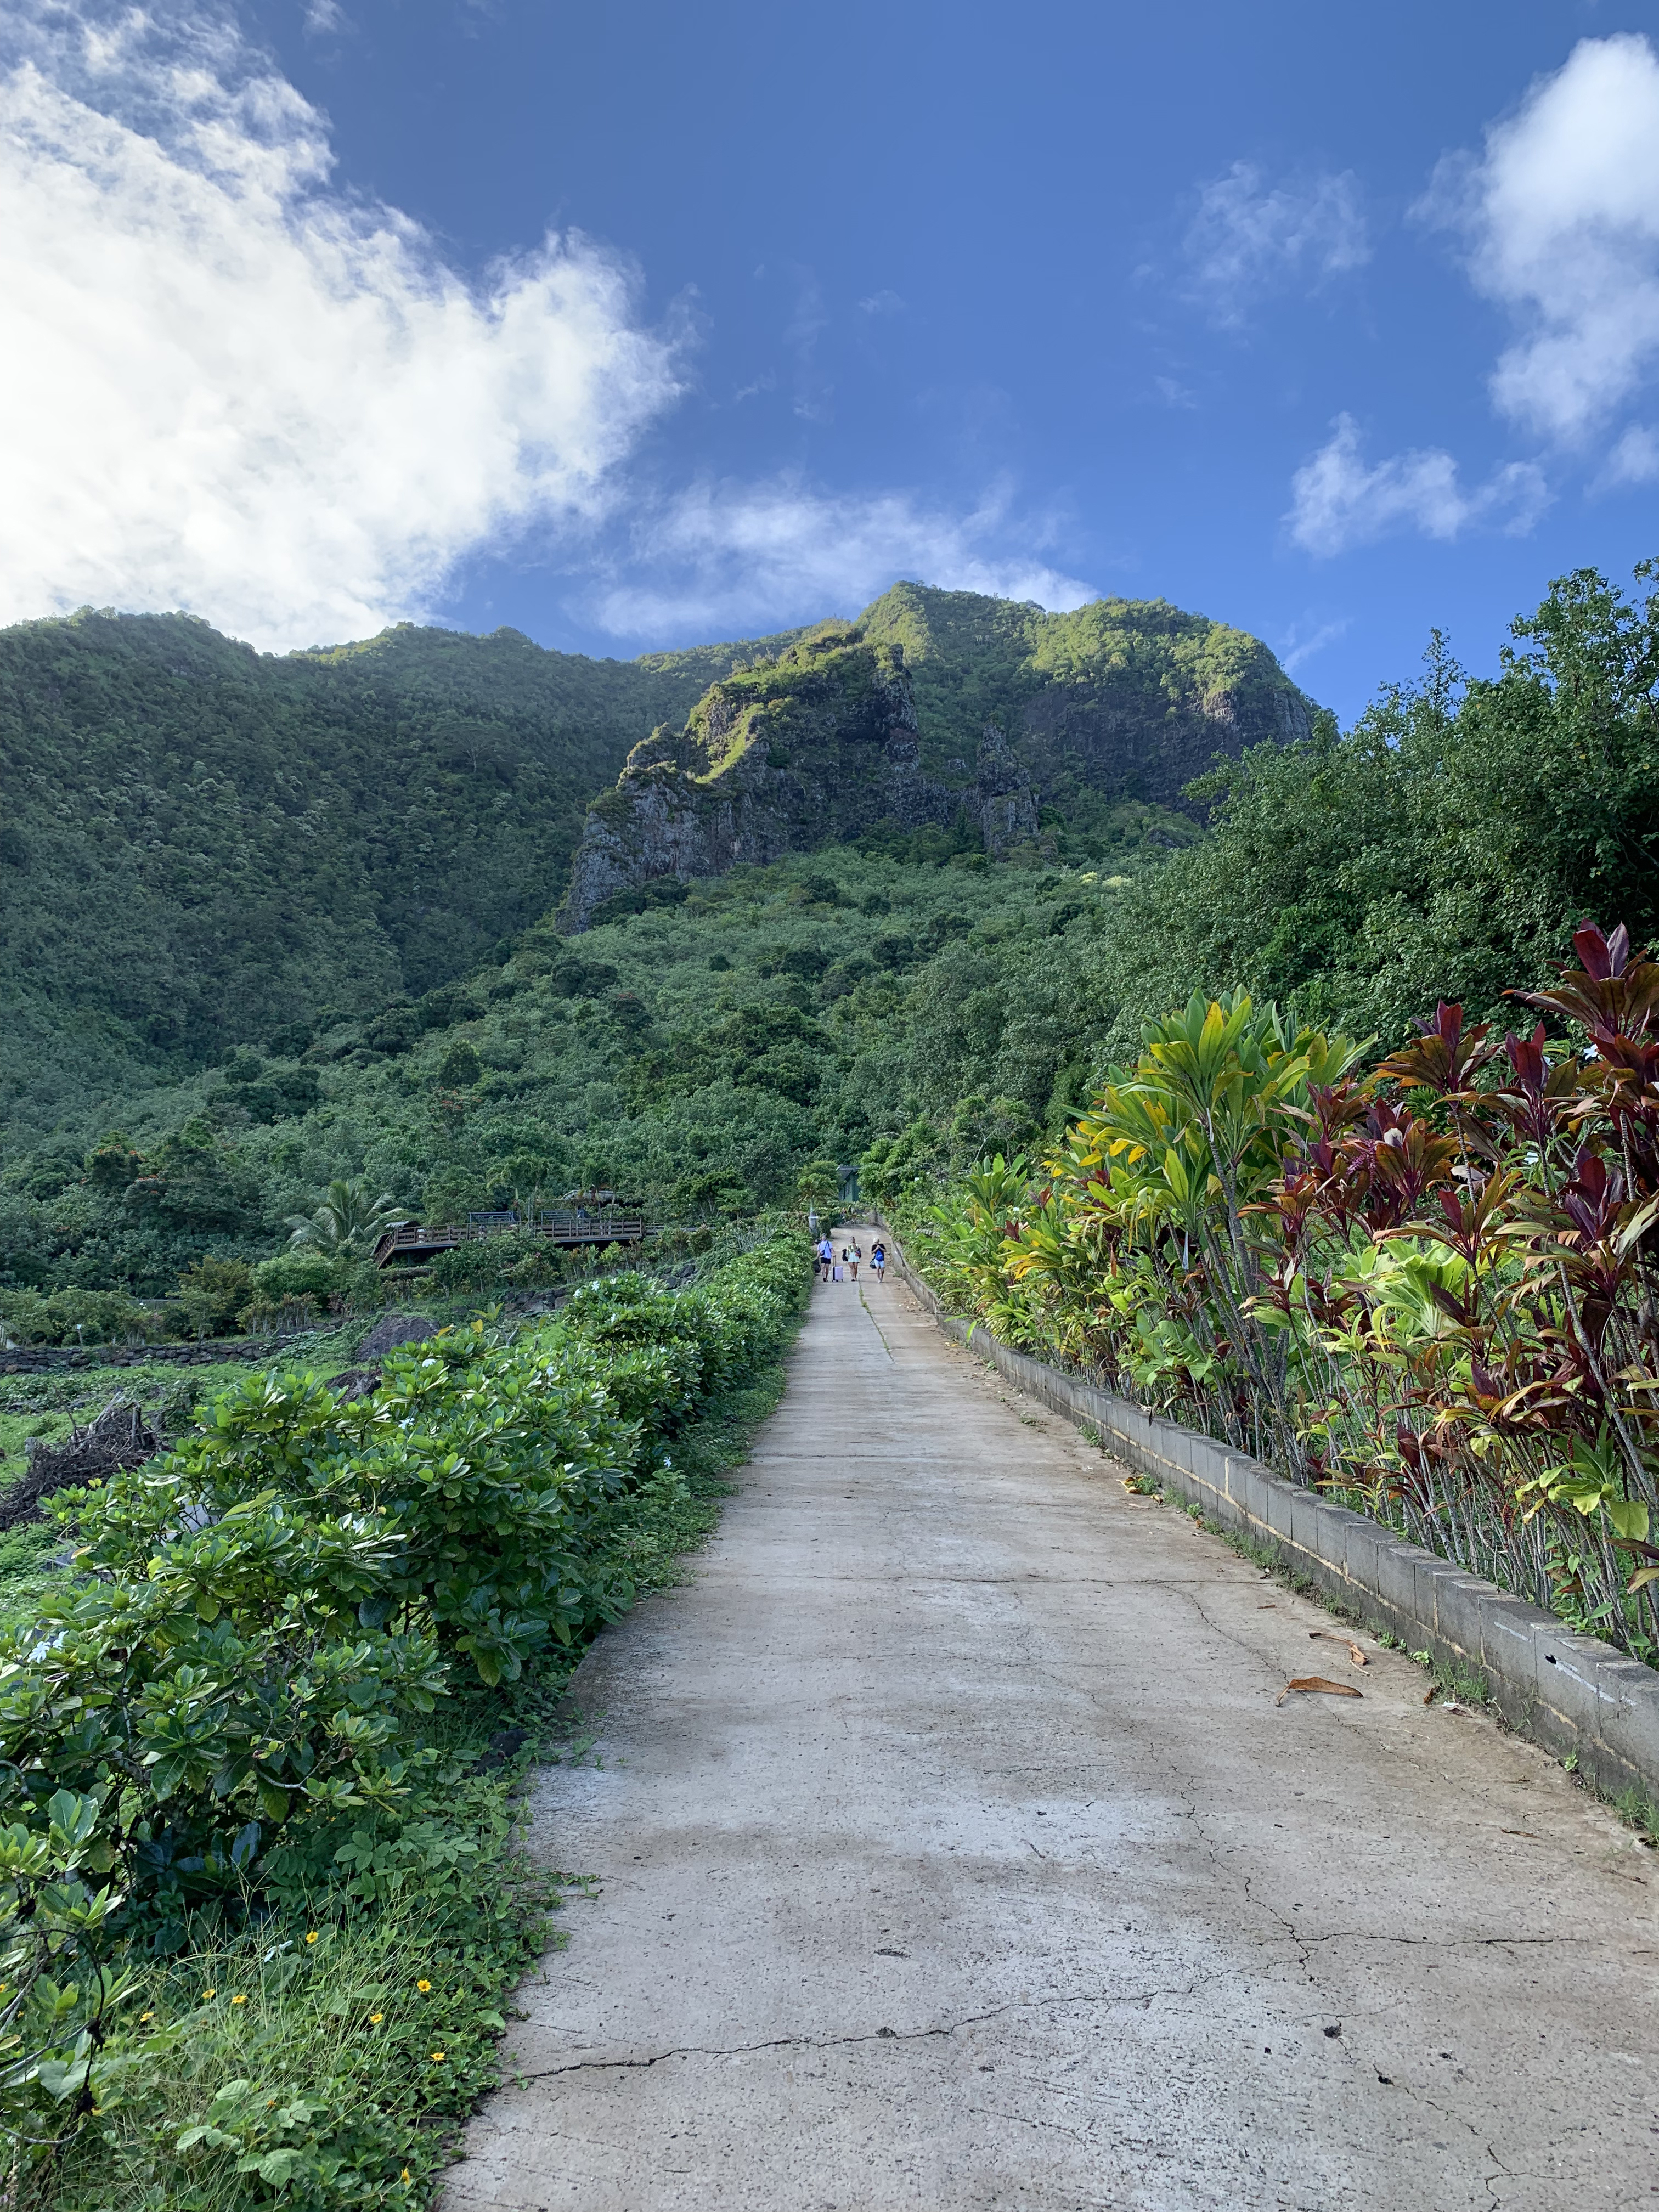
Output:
448,1275,1659,2212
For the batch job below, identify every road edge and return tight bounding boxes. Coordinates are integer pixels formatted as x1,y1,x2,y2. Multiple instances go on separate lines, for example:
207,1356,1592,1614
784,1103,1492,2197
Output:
876,1228,1659,1805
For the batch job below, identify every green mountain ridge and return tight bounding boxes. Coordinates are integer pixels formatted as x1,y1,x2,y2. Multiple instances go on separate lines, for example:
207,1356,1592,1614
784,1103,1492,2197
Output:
563,584,1317,924
0,606,810,1133
4,557,1655,1329
0,584,1314,1135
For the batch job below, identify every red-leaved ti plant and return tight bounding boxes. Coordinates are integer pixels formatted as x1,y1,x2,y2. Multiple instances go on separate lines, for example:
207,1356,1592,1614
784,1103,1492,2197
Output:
912,928,1659,1664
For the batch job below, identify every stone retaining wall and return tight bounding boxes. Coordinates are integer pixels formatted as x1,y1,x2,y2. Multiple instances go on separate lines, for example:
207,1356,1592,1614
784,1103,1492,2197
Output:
882,1232,1659,1805
0,1335,303,1376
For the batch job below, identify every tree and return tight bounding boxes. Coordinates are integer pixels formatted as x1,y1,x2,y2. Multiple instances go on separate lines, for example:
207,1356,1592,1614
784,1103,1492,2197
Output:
795,1159,840,1217
436,1038,483,1088
285,1180,410,1259
175,1256,255,1339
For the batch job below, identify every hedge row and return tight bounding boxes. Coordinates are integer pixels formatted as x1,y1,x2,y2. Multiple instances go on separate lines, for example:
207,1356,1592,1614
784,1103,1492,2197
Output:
0,1232,807,2207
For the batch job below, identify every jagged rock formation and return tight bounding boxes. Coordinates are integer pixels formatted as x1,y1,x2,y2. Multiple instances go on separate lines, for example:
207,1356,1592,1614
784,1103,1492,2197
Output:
562,624,1040,928
857,583,1316,820
974,723,1040,855
561,589,1318,930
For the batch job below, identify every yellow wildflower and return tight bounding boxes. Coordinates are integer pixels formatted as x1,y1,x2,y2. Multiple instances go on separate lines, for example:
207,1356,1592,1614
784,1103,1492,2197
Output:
203,1989,216,2000
305,1931,319,1945
430,2051,445,2063
370,2012,384,2024
230,1994,247,2006
416,1979,431,1993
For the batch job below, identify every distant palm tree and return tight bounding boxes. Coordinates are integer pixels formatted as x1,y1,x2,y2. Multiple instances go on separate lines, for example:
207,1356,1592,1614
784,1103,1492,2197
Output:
286,1179,411,1259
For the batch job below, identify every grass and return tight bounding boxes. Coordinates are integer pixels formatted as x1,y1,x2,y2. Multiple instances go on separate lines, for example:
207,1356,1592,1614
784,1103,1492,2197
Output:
0,1519,70,1640
52,1771,544,2212
0,1348,356,1485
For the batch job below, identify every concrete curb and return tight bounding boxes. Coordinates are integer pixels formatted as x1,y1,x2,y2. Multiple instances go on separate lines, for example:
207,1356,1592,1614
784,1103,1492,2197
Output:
877,1232,1659,1805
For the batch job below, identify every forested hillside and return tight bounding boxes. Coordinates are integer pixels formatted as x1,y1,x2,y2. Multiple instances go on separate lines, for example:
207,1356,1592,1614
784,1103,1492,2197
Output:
0,842,1159,1317
2,562,1655,1339
1093,563,1659,1043
0,585,1313,1132
0,610,807,1129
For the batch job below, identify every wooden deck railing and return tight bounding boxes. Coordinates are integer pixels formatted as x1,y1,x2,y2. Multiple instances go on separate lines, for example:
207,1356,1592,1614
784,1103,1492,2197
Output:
373,1213,646,1267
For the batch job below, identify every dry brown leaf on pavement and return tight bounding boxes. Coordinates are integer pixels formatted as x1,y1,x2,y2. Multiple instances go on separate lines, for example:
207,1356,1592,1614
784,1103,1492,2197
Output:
1277,1675,1365,1705
1308,1630,1369,1667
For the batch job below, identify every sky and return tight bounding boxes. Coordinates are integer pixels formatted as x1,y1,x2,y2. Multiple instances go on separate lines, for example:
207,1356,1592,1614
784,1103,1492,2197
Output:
3,0,1659,720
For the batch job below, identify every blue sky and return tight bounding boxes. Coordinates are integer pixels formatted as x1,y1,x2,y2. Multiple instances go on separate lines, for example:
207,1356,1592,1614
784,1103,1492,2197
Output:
3,1,1658,722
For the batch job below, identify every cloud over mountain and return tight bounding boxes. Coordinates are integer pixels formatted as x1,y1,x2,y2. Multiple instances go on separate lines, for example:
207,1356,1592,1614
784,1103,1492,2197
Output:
0,1,681,647
588,477,1094,639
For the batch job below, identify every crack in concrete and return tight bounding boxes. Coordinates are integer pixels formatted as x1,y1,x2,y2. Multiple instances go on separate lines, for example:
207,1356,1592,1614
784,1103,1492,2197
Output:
509,1978,1249,2082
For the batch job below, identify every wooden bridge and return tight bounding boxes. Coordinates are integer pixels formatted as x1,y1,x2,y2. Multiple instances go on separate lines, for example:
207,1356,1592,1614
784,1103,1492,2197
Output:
373,1209,647,1269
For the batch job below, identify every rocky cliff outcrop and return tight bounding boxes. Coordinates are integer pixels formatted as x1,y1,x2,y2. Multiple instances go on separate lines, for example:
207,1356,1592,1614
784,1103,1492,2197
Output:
562,625,1038,928
859,584,1318,817
561,589,1319,930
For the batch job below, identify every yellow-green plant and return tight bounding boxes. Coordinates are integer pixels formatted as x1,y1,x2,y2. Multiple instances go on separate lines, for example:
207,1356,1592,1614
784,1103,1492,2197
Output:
921,930,1659,1666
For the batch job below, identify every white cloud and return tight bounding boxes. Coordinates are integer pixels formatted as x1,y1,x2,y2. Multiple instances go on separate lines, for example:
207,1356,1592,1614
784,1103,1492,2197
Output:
0,0,682,647
1599,422,1659,487
1424,33,1659,442
587,478,1095,639
0,2,1103,650
1277,617,1348,677
1286,415,1549,557
1183,161,1368,325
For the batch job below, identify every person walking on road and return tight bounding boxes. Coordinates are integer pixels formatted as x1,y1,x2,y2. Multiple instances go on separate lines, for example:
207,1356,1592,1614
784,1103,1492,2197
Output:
871,1240,886,1284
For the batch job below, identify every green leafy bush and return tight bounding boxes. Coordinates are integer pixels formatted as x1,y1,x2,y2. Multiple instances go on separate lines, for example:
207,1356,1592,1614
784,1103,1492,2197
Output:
174,1257,256,1339
918,932,1659,1663
249,1251,340,1306
0,1288,159,1346
427,1240,505,1293
0,1234,808,2203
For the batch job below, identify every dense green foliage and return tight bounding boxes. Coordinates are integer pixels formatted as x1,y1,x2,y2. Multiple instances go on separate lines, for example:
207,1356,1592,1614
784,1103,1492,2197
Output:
0,583,1310,1139
5,561,1658,1344
0,1234,805,2207
1,556,1657,2200
1093,565,1659,1046
0,611,806,1130
860,580,1314,844
0,837,1181,1307
913,928,1659,1669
